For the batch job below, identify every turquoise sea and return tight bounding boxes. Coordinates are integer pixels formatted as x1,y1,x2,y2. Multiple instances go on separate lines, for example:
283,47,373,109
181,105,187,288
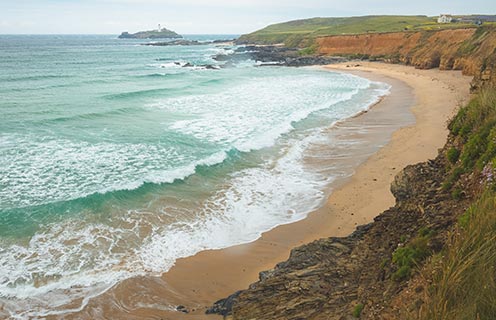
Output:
0,34,390,318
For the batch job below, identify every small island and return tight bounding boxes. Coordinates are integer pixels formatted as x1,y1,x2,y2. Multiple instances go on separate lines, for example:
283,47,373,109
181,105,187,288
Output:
118,24,182,39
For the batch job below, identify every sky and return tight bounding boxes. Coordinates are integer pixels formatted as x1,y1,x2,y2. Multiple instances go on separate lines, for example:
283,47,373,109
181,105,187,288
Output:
0,0,495,35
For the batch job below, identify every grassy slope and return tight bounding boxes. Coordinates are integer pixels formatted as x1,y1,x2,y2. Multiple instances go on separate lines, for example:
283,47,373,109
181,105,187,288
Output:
419,87,496,319
237,15,485,46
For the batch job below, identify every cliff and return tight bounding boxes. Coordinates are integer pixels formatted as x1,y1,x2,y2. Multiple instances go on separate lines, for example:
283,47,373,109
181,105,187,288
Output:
315,27,496,87
236,20,496,90
209,86,496,319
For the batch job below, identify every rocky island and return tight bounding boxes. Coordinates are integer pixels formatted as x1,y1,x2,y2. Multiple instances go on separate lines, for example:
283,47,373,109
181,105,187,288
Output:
118,26,182,39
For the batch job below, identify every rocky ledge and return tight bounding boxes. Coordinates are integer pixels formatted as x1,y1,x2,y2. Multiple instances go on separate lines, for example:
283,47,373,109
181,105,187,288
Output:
213,45,347,67
207,143,472,319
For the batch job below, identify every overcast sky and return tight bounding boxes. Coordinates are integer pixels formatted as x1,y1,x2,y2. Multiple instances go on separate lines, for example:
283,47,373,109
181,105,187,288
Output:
1,0,495,35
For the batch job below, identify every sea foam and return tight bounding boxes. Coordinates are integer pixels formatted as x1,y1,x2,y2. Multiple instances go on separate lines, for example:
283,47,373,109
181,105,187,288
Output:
0,36,391,319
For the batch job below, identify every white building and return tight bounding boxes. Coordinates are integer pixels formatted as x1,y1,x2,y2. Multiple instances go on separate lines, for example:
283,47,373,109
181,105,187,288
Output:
158,24,162,32
438,14,453,24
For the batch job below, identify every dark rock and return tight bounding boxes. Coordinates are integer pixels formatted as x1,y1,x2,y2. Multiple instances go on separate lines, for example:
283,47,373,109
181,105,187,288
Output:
145,39,234,46
145,40,201,46
206,291,241,316
212,45,347,67
176,305,188,313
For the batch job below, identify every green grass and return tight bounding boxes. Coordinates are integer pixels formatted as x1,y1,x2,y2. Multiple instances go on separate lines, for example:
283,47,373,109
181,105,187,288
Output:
449,88,496,172
447,147,460,164
237,15,482,46
421,191,496,320
420,87,496,319
353,303,364,318
298,44,318,56
391,228,433,281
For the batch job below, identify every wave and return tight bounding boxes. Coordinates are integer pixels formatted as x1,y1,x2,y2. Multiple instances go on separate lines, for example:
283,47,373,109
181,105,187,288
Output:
38,106,140,123
1,74,73,82
0,77,392,319
103,87,176,100
1,149,230,213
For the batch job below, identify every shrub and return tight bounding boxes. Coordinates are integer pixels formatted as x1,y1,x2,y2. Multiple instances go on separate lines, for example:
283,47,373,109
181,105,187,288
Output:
446,147,460,164
460,133,485,170
392,234,431,281
298,44,318,56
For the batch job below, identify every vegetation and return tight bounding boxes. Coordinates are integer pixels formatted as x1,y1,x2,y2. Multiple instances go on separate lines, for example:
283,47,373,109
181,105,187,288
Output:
353,303,364,318
391,228,433,281
421,191,496,319
420,87,496,319
442,88,496,193
446,147,460,164
237,15,484,46
298,44,318,56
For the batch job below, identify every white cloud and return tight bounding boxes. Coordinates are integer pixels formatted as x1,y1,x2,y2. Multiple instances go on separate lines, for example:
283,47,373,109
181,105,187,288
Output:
0,0,494,34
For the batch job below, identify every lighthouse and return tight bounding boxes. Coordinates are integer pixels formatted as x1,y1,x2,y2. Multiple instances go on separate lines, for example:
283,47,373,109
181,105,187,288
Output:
158,24,161,32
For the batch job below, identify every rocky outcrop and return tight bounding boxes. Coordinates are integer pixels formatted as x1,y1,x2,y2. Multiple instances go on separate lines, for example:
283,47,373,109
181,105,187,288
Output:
208,145,473,319
213,45,347,67
118,28,182,39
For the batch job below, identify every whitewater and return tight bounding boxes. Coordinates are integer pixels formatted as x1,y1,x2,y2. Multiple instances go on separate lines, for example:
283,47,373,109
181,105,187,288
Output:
0,34,390,318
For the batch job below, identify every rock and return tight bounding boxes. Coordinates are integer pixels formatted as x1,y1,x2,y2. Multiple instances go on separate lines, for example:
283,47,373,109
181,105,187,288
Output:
206,291,241,316
145,39,234,46
212,45,347,67
176,305,188,313
118,28,182,39
145,40,201,46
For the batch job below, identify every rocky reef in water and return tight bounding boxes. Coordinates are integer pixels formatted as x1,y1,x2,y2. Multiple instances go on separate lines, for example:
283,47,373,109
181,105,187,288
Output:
144,39,235,46
213,45,347,67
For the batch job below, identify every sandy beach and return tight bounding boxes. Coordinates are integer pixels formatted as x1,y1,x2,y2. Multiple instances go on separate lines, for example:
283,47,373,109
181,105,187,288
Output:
71,62,471,320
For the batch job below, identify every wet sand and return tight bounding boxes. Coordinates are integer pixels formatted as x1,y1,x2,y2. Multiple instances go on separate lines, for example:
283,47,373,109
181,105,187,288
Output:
70,62,471,319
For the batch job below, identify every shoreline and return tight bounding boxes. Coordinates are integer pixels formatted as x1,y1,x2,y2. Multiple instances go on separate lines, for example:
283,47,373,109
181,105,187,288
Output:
70,62,471,319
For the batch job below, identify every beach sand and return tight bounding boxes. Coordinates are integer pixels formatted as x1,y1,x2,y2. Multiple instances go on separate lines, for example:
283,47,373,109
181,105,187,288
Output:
71,62,471,319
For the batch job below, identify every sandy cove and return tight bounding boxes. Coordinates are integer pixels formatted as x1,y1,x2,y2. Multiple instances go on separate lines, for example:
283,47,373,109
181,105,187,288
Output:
71,62,471,319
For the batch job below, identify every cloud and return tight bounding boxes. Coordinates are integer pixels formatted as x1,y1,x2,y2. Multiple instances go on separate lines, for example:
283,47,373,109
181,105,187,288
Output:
0,0,494,34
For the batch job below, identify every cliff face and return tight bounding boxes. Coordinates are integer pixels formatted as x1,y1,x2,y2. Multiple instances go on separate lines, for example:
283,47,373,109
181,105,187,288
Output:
315,27,496,89
208,145,473,319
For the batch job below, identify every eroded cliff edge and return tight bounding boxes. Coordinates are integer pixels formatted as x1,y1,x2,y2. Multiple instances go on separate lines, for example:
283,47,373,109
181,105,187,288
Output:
315,27,496,90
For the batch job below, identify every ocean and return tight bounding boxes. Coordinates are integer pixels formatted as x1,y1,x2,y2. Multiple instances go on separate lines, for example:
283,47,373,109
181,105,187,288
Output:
0,34,390,318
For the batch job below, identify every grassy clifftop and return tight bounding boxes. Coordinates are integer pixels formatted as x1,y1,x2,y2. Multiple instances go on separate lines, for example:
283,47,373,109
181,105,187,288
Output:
237,15,480,46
